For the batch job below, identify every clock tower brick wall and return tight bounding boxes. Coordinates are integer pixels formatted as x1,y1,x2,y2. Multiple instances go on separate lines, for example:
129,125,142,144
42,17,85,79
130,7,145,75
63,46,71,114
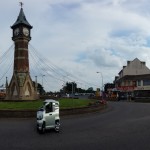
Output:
14,39,29,72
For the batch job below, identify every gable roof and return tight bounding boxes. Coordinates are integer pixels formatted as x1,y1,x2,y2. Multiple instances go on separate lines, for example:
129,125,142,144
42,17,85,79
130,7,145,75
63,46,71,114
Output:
122,58,150,76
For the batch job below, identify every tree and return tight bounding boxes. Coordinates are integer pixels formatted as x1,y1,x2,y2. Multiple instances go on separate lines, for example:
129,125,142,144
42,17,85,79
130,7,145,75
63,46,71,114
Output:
62,82,95,94
65,82,77,94
33,81,45,95
104,83,115,93
86,87,94,93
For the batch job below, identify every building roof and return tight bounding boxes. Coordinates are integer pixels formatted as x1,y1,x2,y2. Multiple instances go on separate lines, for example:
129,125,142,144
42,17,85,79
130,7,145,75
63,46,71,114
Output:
115,74,150,83
118,58,150,76
11,8,32,29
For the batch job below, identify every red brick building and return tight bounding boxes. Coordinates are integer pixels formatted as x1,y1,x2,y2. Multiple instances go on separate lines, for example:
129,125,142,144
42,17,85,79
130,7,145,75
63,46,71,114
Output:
114,58,150,98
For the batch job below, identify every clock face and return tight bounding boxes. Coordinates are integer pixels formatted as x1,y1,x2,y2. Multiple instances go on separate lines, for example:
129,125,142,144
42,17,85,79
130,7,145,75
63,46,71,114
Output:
14,28,19,36
23,27,29,36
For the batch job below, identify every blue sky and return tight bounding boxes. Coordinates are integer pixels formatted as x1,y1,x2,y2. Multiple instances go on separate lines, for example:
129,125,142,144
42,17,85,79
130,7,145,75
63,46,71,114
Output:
1,0,150,91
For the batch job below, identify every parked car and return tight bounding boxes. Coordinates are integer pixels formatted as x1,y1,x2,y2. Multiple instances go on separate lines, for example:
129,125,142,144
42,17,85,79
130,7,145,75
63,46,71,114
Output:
36,99,60,133
118,92,127,100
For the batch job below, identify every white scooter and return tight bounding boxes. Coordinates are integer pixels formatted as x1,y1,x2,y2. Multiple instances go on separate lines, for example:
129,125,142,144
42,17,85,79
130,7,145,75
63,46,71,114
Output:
36,99,60,133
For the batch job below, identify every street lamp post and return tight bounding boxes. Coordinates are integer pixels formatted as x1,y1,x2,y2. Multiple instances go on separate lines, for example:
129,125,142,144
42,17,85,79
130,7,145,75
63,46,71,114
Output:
97,72,104,98
42,75,45,88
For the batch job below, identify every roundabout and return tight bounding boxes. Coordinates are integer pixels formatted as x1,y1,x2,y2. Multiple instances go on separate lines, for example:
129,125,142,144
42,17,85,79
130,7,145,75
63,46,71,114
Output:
0,101,150,150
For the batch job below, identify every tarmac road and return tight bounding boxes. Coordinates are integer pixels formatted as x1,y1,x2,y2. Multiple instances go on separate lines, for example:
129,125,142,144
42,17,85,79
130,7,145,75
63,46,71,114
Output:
1,101,150,150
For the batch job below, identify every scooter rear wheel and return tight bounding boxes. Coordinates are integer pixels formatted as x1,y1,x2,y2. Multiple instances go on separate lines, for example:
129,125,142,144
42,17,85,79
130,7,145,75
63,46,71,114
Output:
55,122,60,133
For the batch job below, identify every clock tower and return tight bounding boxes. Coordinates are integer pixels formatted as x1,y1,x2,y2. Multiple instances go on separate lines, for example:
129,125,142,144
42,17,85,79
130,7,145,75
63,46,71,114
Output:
6,4,38,100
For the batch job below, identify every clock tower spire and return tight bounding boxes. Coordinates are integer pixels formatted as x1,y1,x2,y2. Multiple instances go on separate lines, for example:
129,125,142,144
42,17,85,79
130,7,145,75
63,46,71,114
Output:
6,4,38,100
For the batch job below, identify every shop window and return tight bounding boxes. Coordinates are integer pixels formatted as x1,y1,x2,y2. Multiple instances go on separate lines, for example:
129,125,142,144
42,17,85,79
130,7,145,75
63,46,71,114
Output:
143,79,150,86
128,81,130,86
137,80,141,86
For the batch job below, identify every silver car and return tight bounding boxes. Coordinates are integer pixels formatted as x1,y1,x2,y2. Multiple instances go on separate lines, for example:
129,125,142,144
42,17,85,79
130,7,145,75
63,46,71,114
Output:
36,99,60,133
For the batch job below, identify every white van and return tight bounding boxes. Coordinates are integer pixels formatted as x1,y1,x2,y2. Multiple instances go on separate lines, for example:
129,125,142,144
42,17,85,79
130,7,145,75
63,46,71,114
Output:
36,99,60,133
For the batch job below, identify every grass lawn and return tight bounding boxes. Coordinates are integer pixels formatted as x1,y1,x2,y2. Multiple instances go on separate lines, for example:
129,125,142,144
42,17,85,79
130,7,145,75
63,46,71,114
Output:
0,98,95,110
0,101,43,110
59,98,93,109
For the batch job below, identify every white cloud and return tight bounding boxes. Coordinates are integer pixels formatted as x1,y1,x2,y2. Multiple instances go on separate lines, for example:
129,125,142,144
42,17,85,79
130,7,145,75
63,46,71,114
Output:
1,0,150,91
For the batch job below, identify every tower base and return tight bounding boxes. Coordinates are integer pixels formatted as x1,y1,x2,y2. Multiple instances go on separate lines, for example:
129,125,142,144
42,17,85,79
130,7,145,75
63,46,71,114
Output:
5,73,39,100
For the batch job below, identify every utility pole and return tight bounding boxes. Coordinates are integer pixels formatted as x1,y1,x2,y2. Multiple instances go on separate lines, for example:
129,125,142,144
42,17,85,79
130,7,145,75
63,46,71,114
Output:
97,72,104,99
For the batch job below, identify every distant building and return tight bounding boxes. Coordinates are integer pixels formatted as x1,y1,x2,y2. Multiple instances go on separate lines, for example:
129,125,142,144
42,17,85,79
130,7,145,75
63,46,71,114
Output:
114,58,150,93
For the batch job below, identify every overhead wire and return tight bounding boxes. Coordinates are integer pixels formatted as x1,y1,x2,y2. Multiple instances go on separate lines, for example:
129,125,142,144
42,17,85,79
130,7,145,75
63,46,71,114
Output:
0,44,14,84
0,44,14,65
29,47,67,91
0,43,99,91
29,46,65,82
29,44,99,89
29,44,70,82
